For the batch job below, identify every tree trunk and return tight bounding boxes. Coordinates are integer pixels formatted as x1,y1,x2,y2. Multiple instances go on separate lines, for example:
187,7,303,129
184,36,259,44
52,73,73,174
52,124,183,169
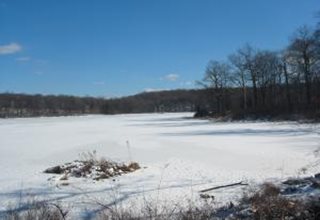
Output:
303,52,311,106
283,62,292,110
252,74,258,109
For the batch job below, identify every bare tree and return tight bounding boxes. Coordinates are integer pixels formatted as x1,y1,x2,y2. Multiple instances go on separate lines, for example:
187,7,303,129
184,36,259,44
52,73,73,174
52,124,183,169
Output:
202,60,231,113
253,50,282,108
237,44,259,109
287,26,318,106
280,50,293,109
229,52,249,110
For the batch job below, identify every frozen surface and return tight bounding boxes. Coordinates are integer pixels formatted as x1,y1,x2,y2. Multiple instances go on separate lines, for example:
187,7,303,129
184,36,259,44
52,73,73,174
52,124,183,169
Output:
0,113,319,218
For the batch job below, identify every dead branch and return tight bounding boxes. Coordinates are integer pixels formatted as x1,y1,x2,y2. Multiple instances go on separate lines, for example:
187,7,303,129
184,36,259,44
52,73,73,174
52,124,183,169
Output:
199,181,248,193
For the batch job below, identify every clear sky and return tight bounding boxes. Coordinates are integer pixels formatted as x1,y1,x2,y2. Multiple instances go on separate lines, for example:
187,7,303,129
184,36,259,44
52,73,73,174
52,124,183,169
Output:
0,0,319,97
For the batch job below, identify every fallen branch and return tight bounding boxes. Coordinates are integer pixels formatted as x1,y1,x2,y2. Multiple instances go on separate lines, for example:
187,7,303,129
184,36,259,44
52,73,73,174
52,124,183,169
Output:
199,181,248,193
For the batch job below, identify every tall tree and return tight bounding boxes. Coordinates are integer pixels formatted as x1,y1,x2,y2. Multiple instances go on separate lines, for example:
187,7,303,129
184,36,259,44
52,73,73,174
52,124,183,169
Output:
202,60,231,113
253,50,282,108
229,52,249,110
280,51,293,109
287,26,318,106
238,45,258,109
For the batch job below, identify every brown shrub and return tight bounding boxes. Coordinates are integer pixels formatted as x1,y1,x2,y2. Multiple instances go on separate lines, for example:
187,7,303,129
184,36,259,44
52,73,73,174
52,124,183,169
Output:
250,183,305,220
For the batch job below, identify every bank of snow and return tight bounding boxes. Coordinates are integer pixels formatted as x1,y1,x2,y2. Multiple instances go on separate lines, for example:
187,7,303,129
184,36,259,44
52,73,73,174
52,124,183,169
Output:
0,113,319,218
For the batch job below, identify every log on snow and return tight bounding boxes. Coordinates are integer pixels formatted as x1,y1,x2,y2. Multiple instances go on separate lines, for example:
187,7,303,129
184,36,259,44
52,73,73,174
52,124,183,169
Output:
199,181,248,193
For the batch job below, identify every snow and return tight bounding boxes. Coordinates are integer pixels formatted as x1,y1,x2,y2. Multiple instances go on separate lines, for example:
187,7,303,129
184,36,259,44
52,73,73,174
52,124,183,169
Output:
0,113,319,218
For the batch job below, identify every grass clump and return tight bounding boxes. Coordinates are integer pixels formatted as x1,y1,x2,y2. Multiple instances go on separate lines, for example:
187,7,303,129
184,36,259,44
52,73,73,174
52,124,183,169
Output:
4,201,68,220
44,151,141,182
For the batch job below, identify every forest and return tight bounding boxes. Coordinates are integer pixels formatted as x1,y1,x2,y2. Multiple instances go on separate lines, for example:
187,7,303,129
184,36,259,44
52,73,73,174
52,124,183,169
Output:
197,24,320,119
0,89,209,118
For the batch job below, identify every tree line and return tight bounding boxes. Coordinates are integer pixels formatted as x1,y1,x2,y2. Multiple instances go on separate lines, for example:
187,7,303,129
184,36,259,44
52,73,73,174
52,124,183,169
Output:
0,93,105,117
0,90,209,118
199,22,320,119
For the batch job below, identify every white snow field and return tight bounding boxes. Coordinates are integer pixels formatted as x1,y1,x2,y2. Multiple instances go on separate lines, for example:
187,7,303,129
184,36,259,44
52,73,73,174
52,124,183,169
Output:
0,112,319,218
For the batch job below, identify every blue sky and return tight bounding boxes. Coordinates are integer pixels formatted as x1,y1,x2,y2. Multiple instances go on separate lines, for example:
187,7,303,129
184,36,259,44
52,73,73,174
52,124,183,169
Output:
0,0,319,97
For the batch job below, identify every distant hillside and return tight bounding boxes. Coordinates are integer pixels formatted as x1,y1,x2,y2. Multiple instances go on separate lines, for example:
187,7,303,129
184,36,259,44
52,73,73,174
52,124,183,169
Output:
102,89,211,114
0,89,209,118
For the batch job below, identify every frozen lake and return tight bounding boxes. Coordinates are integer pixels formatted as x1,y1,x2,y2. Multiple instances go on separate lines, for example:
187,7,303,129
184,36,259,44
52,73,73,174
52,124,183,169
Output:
0,113,319,218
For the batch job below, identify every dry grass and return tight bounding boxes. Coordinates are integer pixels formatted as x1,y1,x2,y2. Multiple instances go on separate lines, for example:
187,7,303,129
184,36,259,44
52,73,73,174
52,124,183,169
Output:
250,183,304,219
3,182,320,220
9,154,320,220
4,201,68,220
44,151,141,181
96,199,214,220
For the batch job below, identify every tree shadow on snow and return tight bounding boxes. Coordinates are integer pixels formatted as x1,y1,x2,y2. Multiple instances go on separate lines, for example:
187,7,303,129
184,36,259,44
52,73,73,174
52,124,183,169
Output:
128,116,193,123
0,175,211,220
129,121,210,128
161,128,314,137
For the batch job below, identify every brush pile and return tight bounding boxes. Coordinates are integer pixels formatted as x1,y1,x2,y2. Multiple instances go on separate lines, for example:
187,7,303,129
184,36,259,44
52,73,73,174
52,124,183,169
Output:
44,151,140,181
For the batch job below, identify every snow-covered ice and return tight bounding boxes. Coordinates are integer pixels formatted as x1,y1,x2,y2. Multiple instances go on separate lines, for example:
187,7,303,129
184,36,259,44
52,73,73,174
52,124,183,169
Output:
0,113,319,218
